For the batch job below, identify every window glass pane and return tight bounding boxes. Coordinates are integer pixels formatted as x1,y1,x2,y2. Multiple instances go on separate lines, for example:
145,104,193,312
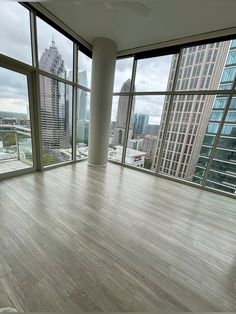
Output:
231,40,236,49
221,67,236,83
218,136,236,150
192,177,202,184
108,95,129,163
194,166,205,178
0,67,33,174
37,17,73,80
135,55,175,91
206,179,236,194
199,146,212,157
207,180,235,193
78,51,92,88
230,98,236,109
113,58,133,93
222,124,236,135
219,40,236,90
0,3,32,64
207,123,219,134
213,97,227,109
197,156,209,168
226,50,236,65
211,159,236,175
176,40,231,90
203,135,215,146
76,89,90,160
219,84,232,90
226,112,236,123
40,75,72,166
214,149,236,163
207,171,236,193
125,95,166,170
210,111,223,122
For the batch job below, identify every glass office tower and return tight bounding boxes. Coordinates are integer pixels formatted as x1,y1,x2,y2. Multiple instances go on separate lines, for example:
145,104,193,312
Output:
193,40,236,194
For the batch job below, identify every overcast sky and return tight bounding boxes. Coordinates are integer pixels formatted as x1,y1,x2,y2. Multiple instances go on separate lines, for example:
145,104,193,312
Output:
0,2,173,124
112,55,172,124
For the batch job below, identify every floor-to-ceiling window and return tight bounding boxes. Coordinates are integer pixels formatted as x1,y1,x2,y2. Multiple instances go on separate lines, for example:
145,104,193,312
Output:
0,67,34,174
108,57,133,162
76,51,91,160
110,39,236,196
0,3,34,175
0,2,92,177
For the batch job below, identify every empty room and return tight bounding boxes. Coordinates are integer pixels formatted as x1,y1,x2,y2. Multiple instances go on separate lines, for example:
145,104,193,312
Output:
0,0,236,312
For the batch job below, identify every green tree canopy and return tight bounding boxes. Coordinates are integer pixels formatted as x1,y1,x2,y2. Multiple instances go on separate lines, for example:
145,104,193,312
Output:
3,133,16,147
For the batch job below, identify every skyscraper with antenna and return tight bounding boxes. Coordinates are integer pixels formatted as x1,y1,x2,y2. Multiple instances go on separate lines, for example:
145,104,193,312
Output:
39,40,70,151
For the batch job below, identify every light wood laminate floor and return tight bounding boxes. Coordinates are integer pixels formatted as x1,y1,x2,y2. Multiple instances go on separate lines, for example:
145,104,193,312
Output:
0,162,236,312
0,160,30,174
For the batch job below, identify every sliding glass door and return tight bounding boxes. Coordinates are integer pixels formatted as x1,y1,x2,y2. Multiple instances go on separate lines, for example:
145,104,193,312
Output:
0,65,36,177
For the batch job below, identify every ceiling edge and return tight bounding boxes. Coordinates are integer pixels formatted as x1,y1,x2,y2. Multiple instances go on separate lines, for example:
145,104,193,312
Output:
29,2,92,51
117,26,236,57
25,3,236,58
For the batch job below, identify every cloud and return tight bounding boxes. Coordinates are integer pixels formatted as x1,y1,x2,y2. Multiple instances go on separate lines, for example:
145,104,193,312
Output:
0,67,29,113
135,55,173,91
133,95,167,125
112,55,173,125
0,2,32,64
0,98,28,114
114,57,133,92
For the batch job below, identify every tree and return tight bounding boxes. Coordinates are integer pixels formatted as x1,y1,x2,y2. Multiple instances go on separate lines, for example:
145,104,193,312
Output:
3,133,16,147
144,159,152,170
42,154,56,166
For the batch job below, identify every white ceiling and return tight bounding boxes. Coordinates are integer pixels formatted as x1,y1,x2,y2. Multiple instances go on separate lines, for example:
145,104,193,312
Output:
41,0,236,53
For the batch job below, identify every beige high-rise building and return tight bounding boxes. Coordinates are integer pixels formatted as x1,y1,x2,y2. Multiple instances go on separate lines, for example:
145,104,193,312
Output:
142,135,158,160
152,41,230,179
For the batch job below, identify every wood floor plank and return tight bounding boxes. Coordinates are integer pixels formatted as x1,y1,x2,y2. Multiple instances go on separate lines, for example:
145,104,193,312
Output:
0,161,236,311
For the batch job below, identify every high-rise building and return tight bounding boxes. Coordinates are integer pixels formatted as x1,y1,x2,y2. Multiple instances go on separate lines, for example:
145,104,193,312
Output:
144,124,160,136
133,113,149,137
152,41,230,179
193,40,236,194
142,135,158,160
77,70,88,144
114,79,135,145
127,138,143,150
39,40,70,149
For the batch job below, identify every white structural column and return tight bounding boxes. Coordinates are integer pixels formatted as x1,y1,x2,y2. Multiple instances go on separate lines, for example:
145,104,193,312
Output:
88,38,117,166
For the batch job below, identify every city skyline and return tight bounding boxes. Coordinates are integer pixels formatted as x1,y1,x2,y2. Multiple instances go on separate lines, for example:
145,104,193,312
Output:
109,38,236,193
